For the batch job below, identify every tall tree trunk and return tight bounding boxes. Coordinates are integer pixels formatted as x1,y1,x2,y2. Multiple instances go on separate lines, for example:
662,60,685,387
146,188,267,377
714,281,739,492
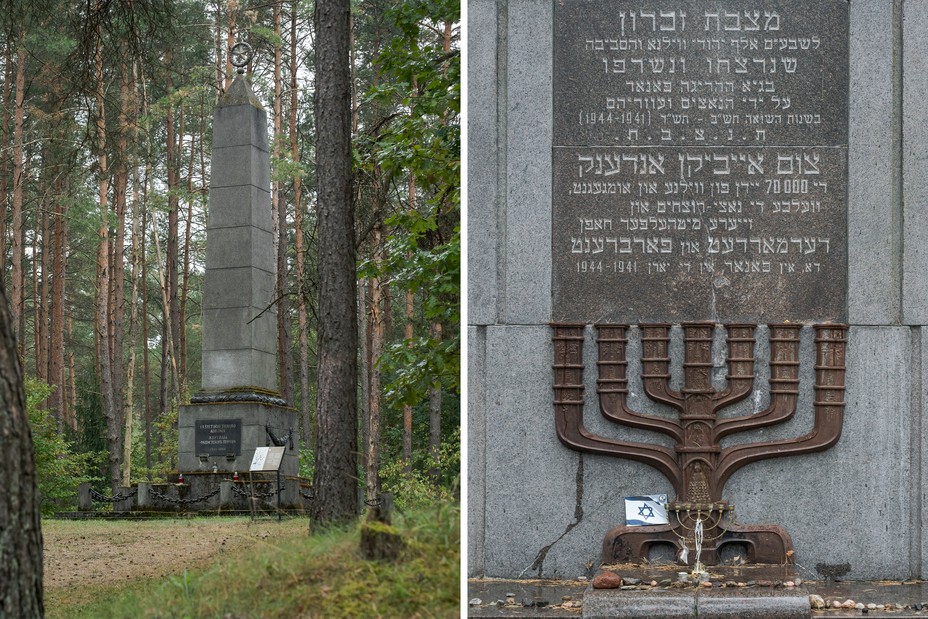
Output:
274,0,293,403
67,315,77,431
215,0,225,95
34,185,49,381
117,63,136,486
291,0,311,448
141,202,152,477
0,275,44,617
352,10,368,478
94,33,121,493
429,321,443,470
403,171,416,470
111,63,131,483
365,223,385,504
0,44,11,276
49,176,68,430
165,55,181,402
11,36,26,357
151,207,181,413
39,178,52,382
358,280,369,475
180,111,193,387
225,0,237,91
312,0,358,524
140,69,154,476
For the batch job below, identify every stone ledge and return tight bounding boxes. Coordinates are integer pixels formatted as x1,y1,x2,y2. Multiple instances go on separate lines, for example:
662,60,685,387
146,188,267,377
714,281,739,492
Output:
582,587,694,619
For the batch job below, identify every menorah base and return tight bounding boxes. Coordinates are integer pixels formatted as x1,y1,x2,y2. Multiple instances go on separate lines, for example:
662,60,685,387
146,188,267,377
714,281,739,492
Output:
601,521,794,566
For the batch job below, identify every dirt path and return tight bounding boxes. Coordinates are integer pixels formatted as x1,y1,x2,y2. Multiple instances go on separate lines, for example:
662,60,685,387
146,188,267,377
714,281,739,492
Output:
43,517,305,613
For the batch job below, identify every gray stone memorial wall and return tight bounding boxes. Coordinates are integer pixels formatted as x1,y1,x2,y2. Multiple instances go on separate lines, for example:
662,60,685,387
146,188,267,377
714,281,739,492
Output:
552,0,848,322
469,0,928,583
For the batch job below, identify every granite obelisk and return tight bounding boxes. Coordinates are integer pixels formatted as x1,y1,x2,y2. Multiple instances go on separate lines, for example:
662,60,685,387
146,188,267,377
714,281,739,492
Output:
177,45,298,478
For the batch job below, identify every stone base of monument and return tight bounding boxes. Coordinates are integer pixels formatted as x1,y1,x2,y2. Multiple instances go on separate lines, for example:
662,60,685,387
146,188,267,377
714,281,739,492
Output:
582,585,810,619
178,400,300,477
582,565,810,619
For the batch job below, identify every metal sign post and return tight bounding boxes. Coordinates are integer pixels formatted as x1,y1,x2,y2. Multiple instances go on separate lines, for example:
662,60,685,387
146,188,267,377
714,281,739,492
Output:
249,446,286,520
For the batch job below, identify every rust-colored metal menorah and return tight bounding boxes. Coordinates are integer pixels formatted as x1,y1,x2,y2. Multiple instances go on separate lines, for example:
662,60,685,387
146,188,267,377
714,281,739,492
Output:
551,322,847,566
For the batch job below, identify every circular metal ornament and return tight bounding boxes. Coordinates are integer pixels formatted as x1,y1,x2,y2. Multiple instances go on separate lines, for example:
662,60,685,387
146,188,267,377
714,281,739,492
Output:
230,42,253,73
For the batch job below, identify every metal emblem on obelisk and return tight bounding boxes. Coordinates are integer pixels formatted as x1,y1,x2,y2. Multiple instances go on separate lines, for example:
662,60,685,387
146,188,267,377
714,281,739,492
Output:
229,42,252,74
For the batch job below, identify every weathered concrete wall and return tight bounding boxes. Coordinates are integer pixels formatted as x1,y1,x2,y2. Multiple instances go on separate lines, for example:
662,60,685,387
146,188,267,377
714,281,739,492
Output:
468,0,928,580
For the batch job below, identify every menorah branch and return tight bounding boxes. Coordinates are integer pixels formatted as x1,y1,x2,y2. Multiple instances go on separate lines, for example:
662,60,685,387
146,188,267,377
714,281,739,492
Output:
640,324,685,409
596,325,684,443
713,324,802,442
712,325,847,492
712,324,757,409
553,323,683,494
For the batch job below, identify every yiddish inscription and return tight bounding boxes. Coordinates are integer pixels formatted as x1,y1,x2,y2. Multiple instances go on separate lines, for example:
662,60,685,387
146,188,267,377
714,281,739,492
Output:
553,1,848,322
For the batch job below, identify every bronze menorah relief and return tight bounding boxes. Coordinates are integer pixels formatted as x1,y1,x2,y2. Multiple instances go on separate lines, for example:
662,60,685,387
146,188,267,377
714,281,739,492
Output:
551,322,847,566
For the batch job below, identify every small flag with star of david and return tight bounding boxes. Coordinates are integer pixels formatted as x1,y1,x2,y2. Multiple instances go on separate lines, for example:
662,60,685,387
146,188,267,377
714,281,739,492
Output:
624,494,669,526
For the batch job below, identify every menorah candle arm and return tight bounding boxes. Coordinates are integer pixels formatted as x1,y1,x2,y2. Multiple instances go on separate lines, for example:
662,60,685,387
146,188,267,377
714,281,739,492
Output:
640,324,684,408
712,323,801,442
596,324,684,442
553,323,684,494
598,391,685,442
642,375,684,409
712,391,797,442
711,324,846,493
555,402,684,496
714,377,753,409
713,324,757,408
711,403,843,493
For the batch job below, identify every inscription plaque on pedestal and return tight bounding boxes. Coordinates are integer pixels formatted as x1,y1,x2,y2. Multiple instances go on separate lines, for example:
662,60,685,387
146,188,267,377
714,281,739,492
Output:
195,419,242,456
552,0,849,322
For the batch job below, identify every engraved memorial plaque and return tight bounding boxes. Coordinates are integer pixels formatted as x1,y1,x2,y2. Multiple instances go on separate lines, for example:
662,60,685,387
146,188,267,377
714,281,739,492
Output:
552,0,849,322
195,419,242,456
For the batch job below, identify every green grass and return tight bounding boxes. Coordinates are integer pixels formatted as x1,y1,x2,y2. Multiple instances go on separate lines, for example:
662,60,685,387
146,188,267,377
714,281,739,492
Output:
53,505,459,619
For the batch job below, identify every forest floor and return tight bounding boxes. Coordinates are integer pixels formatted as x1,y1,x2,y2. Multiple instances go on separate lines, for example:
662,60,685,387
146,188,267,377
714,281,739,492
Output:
44,517,303,616
42,506,460,618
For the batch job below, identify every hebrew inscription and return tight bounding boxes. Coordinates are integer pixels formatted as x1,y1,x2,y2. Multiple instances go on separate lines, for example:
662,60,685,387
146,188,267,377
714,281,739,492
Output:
553,0,848,322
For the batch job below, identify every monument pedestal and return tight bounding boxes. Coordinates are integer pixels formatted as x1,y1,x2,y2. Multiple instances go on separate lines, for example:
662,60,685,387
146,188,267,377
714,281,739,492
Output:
582,586,810,619
178,401,299,477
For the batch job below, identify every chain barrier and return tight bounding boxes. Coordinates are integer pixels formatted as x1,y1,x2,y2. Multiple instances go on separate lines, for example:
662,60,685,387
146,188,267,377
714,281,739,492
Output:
90,488,138,503
230,483,284,499
148,487,221,506
364,498,382,507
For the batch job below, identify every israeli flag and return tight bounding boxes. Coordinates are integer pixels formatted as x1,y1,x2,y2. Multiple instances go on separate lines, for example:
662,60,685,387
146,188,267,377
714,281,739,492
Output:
625,494,669,526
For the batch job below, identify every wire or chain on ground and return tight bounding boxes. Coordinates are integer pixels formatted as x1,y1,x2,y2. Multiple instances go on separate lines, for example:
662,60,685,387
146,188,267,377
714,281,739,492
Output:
230,483,284,499
148,487,221,506
90,488,138,503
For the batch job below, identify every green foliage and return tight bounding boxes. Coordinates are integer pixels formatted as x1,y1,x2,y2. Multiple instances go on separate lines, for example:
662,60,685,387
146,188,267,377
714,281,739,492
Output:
131,403,180,482
370,223,460,409
25,377,103,514
380,427,460,510
356,0,461,410
154,405,179,480
299,447,315,480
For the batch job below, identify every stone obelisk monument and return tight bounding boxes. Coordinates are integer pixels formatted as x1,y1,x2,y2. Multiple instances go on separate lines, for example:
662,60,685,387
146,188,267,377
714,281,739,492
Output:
178,43,298,479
